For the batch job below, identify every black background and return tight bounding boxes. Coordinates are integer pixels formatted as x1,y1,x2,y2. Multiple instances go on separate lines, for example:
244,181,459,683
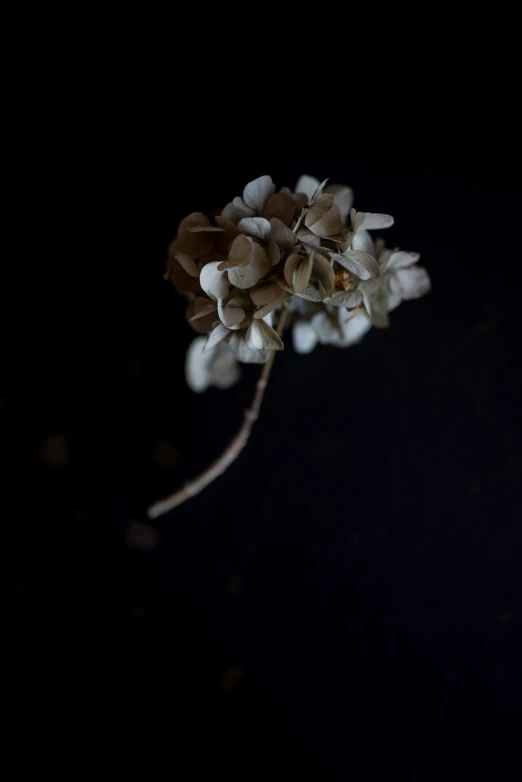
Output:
24,85,522,773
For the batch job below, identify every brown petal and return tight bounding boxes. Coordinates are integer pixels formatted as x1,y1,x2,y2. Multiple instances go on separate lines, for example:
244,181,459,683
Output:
261,192,296,225
267,241,280,265
284,253,304,286
269,218,297,250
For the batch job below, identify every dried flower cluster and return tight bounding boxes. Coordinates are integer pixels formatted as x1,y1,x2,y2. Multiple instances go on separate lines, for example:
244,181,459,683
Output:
165,174,431,391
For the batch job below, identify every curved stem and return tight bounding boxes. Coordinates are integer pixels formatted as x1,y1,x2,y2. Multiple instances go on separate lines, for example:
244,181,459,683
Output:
147,307,289,520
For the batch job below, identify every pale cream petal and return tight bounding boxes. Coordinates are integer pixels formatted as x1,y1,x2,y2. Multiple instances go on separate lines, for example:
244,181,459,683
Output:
246,318,284,351
335,251,380,280
389,267,431,299
355,211,394,231
386,251,421,270
209,344,241,389
339,310,373,345
233,196,256,217
292,319,318,354
218,298,246,329
327,185,354,223
175,252,199,277
228,332,271,364
237,216,271,240
294,174,320,202
328,289,363,308
200,261,231,302
205,324,230,351
293,254,314,294
242,175,274,212
185,337,212,392
351,229,375,255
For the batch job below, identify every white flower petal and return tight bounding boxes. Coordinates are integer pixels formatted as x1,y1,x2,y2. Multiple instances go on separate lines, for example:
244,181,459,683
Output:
295,174,320,202
339,310,373,345
237,217,271,240
185,337,212,392
218,298,246,329
228,332,271,364
242,175,274,212
328,289,363,308
335,251,380,280
209,344,241,389
386,251,421,271
205,324,230,351
389,267,431,299
200,261,231,302
327,185,354,224
246,318,284,351
355,212,394,231
351,230,375,255
292,320,318,354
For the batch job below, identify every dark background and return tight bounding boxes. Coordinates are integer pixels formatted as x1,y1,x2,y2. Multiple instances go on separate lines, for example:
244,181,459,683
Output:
24,93,522,772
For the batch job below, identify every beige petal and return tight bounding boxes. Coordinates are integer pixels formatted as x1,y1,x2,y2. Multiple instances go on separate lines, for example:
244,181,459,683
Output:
334,251,380,280
297,229,322,248
327,185,354,224
312,254,335,299
328,289,363,308
218,298,246,329
353,210,394,232
306,199,344,237
189,296,217,320
175,252,199,277
226,234,254,268
242,175,274,212
261,192,296,225
249,282,285,307
269,218,297,249
227,242,270,289
237,216,271,240
284,253,304,286
228,332,271,364
293,253,314,294
253,297,288,319
204,324,230,351
267,241,280,265
305,193,334,225
186,225,224,233
200,261,231,302
246,318,284,351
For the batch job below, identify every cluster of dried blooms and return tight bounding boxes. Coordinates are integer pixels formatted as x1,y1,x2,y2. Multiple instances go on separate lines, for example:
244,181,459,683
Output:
165,175,431,391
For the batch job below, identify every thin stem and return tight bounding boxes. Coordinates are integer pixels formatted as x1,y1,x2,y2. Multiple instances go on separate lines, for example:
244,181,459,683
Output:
147,307,289,520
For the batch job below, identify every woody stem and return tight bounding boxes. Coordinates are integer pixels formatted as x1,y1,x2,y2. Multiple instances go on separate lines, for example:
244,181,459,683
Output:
147,307,289,520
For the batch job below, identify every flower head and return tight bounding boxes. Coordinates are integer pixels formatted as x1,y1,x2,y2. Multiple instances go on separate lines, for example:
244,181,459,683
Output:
165,173,430,390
